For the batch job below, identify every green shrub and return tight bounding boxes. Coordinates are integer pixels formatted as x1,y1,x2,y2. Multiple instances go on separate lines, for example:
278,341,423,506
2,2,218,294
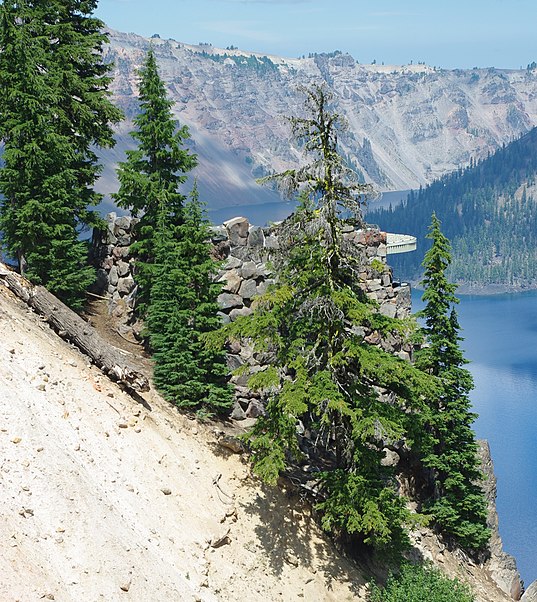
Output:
369,563,475,602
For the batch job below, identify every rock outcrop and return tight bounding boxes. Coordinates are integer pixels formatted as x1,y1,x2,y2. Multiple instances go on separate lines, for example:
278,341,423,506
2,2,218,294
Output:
479,440,523,600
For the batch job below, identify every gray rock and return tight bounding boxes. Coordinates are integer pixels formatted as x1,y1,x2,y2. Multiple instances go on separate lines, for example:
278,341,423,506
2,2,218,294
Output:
256,281,269,296
241,261,258,279
246,399,265,418
231,403,247,421
248,226,265,248
117,234,132,246
224,216,249,245
229,306,253,321
226,354,244,371
115,215,132,230
257,262,272,277
217,311,231,325
217,293,243,310
109,265,119,287
224,255,243,269
381,449,400,467
231,364,264,387
117,276,135,295
379,302,397,318
239,278,257,300
264,234,279,249
117,260,130,277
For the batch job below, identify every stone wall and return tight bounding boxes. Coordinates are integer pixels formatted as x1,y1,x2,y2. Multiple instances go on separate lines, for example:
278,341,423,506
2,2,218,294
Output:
92,214,414,419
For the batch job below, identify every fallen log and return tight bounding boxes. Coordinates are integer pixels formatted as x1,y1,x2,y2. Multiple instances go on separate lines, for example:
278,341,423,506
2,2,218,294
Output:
0,262,149,392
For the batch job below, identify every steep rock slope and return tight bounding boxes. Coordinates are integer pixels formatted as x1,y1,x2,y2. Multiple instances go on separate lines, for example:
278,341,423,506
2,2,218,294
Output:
98,29,537,210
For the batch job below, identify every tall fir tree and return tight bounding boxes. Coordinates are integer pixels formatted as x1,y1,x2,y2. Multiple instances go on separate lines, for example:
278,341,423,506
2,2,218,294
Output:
113,47,197,316
415,213,489,552
0,0,122,310
115,49,230,413
208,86,438,552
147,185,233,413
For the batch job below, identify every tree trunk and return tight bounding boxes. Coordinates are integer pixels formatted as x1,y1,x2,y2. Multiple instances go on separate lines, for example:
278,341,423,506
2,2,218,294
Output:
0,262,149,392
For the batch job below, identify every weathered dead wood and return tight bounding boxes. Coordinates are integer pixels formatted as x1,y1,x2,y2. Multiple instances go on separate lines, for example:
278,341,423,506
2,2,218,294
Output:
0,262,149,392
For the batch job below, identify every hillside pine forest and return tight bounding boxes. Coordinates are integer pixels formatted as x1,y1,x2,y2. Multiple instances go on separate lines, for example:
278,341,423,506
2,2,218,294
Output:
371,127,537,289
0,2,530,601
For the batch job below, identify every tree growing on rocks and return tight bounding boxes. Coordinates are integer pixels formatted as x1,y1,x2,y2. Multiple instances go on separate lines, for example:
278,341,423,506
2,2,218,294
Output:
208,85,438,552
115,49,230,413
0,0,122,311
415,213,489,552
147,185,233,413
114,47,197,317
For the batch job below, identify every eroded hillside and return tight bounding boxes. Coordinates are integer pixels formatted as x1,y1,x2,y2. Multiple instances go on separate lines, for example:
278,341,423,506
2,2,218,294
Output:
0,269,518,602
98,29,537,209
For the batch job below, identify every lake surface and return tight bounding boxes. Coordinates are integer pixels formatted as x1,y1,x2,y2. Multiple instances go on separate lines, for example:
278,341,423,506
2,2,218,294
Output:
207,189,410,226
412,289,537,586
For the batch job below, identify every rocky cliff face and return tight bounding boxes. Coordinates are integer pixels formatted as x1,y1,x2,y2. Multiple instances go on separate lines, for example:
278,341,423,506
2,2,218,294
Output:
98,29,537,209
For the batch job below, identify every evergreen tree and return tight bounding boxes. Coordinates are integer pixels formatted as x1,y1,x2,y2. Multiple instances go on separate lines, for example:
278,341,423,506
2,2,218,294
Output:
0,0,122,310
116,49,230,414
147,186,233,413
208,86,438,552
415,213,489,551
114,47,197,316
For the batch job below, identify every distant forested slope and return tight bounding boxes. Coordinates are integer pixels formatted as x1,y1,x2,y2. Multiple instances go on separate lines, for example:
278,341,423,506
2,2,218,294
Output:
370,127,537,290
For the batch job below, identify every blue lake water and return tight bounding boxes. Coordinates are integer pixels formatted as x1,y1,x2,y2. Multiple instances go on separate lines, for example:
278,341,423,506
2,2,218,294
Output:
412,289,537,586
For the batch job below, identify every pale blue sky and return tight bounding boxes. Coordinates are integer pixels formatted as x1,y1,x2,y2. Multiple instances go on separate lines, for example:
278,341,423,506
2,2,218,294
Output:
96,0,536,69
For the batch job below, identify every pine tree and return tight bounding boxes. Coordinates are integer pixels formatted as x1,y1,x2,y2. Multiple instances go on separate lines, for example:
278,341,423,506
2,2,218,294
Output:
415,213,489,552
208,86,437,552
116,49,230,413
113,47,197,316
147,186,233,413
0,0,122,310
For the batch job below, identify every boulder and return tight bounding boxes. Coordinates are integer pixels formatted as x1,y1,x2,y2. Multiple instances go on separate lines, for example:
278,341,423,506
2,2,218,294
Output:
117,276,135,295
224,217,249,245
226,354,244,372
217,311,231,325
238,279,257,300
264,235,279,249
379,302,397,318
231,402,247,421
248,226,265,248
218,269,242,294
224,255,242,269
109,265,119,287
241,261,258,279
246,399,265,418
115,215,133,230
229,306,253,321
117,260,130,278
217,293,243,310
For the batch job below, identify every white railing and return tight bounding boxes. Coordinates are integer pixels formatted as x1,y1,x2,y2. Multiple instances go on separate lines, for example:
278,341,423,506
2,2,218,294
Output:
386,233,417,255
